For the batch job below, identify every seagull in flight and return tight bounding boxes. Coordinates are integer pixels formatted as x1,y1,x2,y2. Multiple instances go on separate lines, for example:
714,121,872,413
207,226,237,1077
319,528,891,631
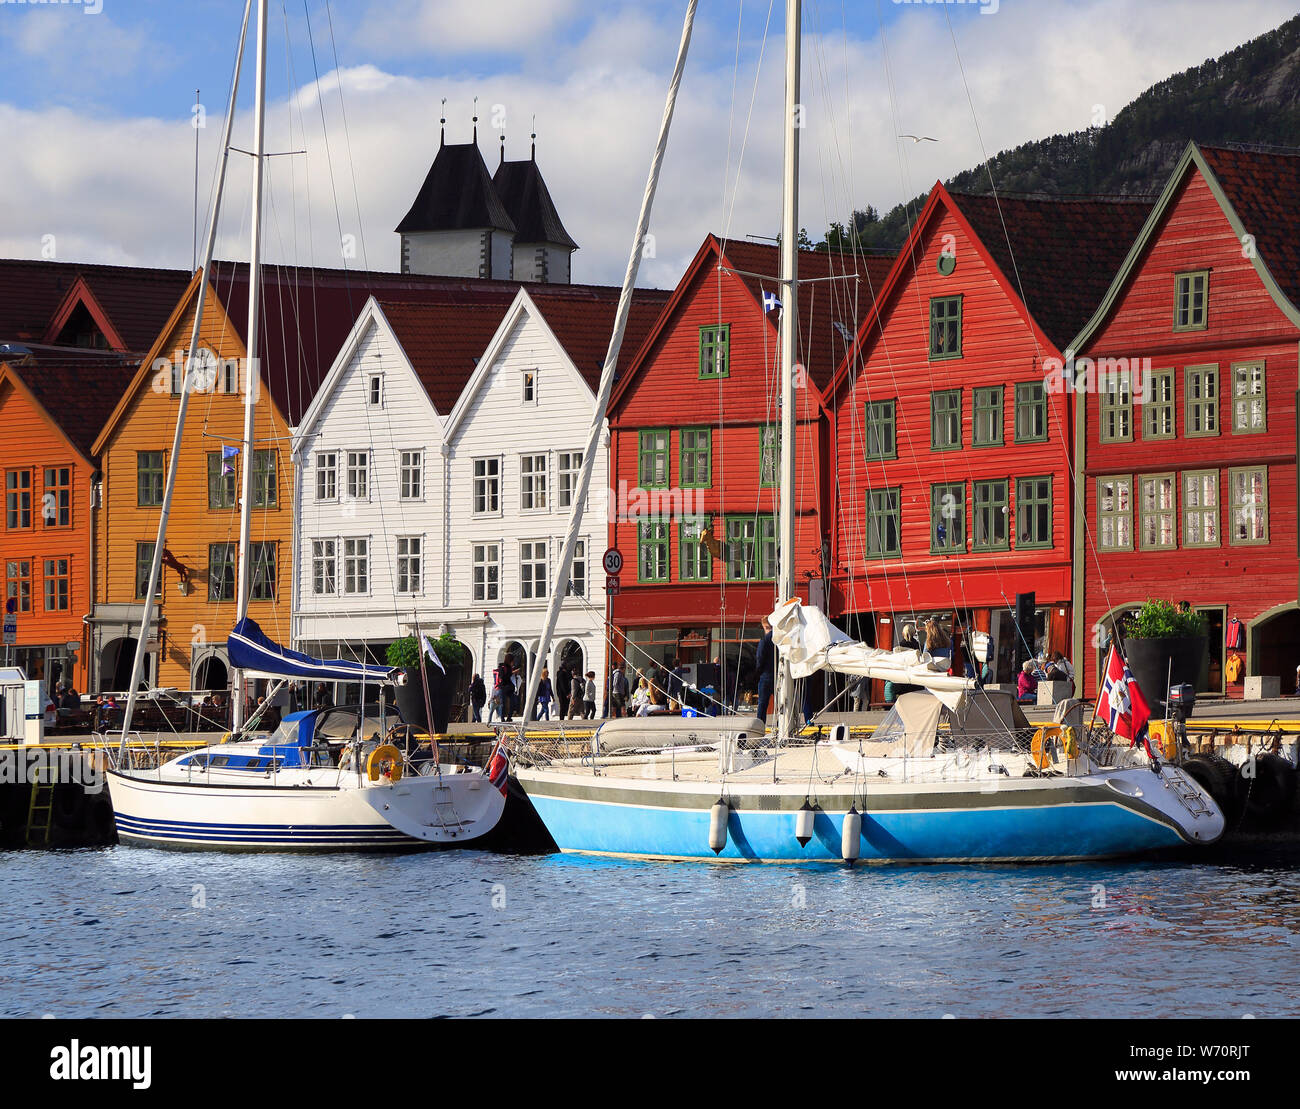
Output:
898,133,939,143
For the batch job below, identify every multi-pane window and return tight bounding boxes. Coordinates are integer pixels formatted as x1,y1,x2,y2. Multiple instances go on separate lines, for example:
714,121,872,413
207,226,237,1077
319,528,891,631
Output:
1016,476,1052,549
207,452,237,509
208,543,236,601
472,543,500,602
5,560,30,613
1144,369,1175,440
972,480,1009,551
1229,467,1268,545
343,537,369,594
135,542,158,600
311,539,336,596
1097,476,1132,551
43,558,69,612
396,536,421,594
679,517,712,582
400,451,422,500
1183,470,1219,548
1138,474,1176,550
699,325,730,379
759,426,779,487
569,539,586,597
42,467,70,527
638,430,669,488
249,542,276,601
929,296,962,359
519,540,548,600
865,489,901,558
137,452,164,507
1185,365,1218,436
637,519,669,582
724,516,770,581
252,450,277,508
972,386,1003,447
1014,382,1047,443
6,470,32,529
1174,270,1208,331
680,428,711,488
1231,362,1266,434
520,454,548,510
558,452,583,507
758,516,777,580
473,458,500,514
931,390,961,451
367,374,383,407
930,483,964,554
1098,371,1132,443
315,452,337,501
345,451,369,499
522,369,537,404
864,400,896,461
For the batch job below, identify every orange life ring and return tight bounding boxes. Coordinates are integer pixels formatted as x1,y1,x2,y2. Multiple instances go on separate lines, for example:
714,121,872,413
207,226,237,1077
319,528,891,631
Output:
366,743,403,783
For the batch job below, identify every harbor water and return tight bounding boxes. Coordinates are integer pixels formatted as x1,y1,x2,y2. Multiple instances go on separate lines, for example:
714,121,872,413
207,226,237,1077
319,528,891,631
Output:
2,849,1297,1019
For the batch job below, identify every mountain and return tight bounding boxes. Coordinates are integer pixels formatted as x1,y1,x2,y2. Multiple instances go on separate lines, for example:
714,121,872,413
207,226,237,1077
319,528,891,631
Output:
823,13,1300,253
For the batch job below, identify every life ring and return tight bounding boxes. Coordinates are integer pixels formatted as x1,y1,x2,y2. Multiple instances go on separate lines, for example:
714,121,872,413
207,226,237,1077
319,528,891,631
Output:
366,743,403,783
1030,726,1061,771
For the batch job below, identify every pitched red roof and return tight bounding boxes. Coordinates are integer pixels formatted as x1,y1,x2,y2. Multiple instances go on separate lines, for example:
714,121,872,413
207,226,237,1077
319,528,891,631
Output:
528,286,672,390
948,191,1156,350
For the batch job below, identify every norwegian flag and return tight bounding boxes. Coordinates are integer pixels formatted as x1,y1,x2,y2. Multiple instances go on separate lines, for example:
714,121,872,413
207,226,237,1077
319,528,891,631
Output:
1096,644,1155,759
485,734,509,796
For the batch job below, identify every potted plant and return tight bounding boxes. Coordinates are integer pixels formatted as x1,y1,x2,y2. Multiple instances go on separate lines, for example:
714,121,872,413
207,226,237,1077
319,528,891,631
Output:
1119,599,1207,712
387,634,468,733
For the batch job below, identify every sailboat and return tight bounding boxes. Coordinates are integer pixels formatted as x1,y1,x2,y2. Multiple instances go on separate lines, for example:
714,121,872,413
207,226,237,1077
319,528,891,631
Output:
104,0,505,851
509,0,1225,863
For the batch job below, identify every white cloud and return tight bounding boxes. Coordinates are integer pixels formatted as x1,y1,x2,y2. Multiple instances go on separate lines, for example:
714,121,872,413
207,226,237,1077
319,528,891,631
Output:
350,0,584,58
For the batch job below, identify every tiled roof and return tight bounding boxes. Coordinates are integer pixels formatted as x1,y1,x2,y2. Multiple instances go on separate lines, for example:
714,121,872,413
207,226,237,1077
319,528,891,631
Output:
1197,144,1300,313
1,348,139,459
492,156,578,249
394,141,516,235
949,191,1156,350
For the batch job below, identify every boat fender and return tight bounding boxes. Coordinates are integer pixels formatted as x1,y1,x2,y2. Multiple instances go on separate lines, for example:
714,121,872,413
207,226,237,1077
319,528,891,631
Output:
366,744,403,783
708,798,729,854
1061,726,1078,760
795,800,815,847
841,807,862,864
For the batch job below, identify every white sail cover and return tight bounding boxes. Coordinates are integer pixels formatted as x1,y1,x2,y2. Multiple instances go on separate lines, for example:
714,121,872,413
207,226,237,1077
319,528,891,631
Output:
769,599,974,709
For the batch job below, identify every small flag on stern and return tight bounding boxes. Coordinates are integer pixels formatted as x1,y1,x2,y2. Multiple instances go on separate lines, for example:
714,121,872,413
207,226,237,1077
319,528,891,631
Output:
420,633,446,674
762,290,781,315
1096,645,1155,758
221,444,239,475
486,734,509,796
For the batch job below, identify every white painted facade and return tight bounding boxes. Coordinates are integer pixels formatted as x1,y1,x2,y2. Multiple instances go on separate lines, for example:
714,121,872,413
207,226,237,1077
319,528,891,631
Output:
401,228,514,280
512,242,573,285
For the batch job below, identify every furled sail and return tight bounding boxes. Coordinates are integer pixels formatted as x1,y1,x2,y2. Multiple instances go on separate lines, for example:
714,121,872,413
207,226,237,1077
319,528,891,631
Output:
228,618,394,682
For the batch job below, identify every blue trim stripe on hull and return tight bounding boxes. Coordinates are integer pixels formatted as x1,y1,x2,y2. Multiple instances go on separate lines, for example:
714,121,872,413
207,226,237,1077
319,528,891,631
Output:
113,813,418,850
526,795,1188,863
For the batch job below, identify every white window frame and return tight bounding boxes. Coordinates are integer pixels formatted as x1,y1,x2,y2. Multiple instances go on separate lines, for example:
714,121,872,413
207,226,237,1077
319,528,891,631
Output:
520,452,548,512
311,538,337,596
472,542,500,603
519,539,548,602
396,535,422,595
399,450,423,501
343,536,370,595
522,368,538,405
315,451,338,502
472,457,501,517
346,451,370,501
366,373,384,408
569,538,586,598
558,451,583,509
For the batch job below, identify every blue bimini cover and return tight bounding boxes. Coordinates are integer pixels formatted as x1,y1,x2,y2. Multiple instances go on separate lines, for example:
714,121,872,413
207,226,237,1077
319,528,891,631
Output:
228,618,395,682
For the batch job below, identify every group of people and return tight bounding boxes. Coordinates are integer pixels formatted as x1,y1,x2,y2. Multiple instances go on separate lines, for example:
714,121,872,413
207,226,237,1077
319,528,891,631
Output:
1016,651,1075,703
467,658,600,723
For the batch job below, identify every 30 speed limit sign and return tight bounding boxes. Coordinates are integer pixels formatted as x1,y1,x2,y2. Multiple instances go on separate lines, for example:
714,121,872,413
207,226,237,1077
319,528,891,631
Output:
601,548,624,575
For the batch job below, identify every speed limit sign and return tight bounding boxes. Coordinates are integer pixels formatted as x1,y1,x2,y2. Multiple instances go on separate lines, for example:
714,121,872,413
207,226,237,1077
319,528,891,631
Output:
601,548,624,575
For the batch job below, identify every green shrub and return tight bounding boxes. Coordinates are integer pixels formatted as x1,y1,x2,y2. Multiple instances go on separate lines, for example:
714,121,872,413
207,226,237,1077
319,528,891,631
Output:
1123,599,1207,640
386,634,468,669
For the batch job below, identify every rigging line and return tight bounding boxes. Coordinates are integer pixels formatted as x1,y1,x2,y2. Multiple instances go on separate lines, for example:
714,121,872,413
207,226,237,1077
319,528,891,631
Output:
719,0,777,243
323,0,371,274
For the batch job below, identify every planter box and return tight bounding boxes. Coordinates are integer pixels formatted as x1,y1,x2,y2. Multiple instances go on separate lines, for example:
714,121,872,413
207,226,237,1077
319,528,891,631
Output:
1245,675,1281,701
1124,635,1207,712
393,662,462,734
1036,680,1073,707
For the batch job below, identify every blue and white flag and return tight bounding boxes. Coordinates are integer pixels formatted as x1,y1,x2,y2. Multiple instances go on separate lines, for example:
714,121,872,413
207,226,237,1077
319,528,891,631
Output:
221,444,239,476
763,290,781,315
420,633,446,674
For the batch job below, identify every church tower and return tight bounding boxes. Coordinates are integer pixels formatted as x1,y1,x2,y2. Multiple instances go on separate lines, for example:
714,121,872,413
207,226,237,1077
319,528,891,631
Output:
492,133,578,284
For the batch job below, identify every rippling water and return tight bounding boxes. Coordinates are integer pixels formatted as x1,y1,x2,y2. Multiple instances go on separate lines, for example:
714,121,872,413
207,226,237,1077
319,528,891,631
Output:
2,848,1297,1018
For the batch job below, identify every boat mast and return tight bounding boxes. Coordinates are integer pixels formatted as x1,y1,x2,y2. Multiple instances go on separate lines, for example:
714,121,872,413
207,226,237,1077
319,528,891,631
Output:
232,0,269,735
774,0,801,740
118,0,254,746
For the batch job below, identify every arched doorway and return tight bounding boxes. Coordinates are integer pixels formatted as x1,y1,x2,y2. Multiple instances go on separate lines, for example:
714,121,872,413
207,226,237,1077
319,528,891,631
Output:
445,638,472,723
554,639,583,717
100,636,148,692
193,654,229,692
498,641,527,720
1251,604,1300,695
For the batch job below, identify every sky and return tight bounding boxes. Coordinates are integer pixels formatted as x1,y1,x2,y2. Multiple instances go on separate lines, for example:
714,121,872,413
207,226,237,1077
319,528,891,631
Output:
0,0,1295,290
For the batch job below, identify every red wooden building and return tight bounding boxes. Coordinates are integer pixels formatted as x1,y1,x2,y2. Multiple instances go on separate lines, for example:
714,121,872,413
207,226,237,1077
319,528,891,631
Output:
1071,143,1300,696
826,184,1152,687
606,234,892,707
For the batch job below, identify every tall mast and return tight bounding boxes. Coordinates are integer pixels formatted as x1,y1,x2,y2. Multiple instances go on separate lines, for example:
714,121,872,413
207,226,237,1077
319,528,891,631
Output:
774,0,801,739
232,0,269,734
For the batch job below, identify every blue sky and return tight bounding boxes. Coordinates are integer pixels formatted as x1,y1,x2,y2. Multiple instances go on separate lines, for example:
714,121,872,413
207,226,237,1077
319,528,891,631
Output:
0,0,1294,286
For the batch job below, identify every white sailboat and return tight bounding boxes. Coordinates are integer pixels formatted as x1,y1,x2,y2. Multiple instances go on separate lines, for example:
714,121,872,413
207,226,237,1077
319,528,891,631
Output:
105,0,505,851
510,0,1225,863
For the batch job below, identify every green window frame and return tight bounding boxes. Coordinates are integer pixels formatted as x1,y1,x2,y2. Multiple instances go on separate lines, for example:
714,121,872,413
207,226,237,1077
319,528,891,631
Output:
759,425,779,487
637,429,669,489
723,515,776,581
1143,368,1175,440
250,541,277,601
1015,476,1052,550
928,295,962,360
972,386,1003,447
930,483,964,554
678,517,713,582
252,450,277,508
931,390,961,452
137,451,165,507
1097,475,1133,551
1182,469,1219,548
1231,361,1266,434
1185,365,1219,437
637,518,669,583
679,427,711,489
1098,370,1132,443
864,488,901,559
1174,270,1209,332
208,543,236,601
1014,381,1047,443
1228,466,1268,545
699,324,730,379
207,452,236,509
864,400,897,461
972,479,1009,552
1137,472,1176,551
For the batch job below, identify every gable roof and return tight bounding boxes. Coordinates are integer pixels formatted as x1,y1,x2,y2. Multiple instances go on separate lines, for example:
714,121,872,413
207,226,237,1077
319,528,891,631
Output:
395,141,517,235
492,155,578,249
